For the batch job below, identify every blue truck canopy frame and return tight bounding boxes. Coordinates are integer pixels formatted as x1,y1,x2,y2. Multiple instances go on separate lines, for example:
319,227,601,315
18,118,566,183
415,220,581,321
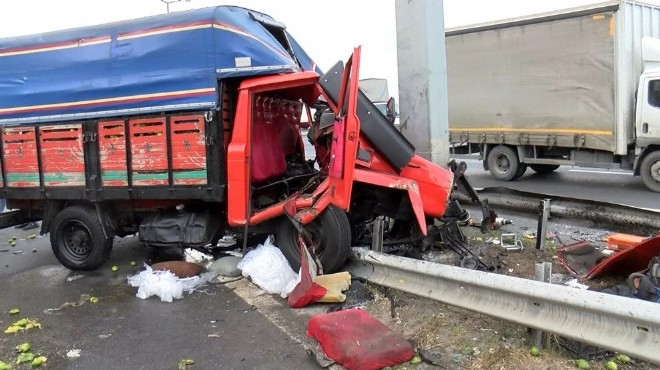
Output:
0,6,320,125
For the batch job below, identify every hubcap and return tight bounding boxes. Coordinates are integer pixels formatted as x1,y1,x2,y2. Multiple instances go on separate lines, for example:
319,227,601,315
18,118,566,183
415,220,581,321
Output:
651,161,660,182
495,154,511,173
61,221,93,260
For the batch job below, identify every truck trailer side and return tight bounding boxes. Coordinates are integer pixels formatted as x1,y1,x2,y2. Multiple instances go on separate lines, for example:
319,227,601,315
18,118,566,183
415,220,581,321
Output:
447,0,660,192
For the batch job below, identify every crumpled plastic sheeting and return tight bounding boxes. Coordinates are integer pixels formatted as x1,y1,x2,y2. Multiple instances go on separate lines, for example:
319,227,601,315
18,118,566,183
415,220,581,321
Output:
237,238,298,298
127,265,214,302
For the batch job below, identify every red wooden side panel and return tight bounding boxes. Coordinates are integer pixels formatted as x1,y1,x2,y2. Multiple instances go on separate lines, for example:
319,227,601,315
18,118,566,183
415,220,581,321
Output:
98,120,128,187
3,126,40,187
40,124,85,187
170,115,207,185
129,117,168,186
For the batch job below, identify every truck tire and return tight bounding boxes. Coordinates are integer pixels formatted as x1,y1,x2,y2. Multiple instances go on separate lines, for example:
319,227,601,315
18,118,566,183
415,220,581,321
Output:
513,164,528,179
530,164,560,174
50,206,113,270
640,150,660,192
487,145,521,181
276,205,351,274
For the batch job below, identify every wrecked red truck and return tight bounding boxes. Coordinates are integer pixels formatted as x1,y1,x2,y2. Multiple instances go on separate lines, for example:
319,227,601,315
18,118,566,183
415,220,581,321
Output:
0,6,485,272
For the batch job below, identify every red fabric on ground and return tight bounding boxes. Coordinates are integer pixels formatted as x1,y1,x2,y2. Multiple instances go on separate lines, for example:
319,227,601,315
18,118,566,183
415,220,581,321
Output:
307,309,415,370
288,235,327,308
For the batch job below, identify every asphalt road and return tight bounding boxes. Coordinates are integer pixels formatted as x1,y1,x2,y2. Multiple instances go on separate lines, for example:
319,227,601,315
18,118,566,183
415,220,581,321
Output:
459,159,660,210
0,226,317,370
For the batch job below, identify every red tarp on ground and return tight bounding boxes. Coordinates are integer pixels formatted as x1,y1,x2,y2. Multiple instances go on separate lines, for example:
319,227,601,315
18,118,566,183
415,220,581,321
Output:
307,309,415,370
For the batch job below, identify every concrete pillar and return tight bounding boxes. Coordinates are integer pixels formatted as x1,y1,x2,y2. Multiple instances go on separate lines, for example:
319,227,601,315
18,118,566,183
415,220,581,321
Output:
395,0,449,166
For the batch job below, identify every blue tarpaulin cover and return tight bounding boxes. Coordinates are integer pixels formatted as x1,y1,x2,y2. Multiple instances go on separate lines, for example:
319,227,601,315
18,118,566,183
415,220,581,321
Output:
0,6,320,125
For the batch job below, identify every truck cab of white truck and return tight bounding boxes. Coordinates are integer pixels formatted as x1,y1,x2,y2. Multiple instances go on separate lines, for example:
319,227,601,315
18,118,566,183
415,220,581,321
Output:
447,1,660,193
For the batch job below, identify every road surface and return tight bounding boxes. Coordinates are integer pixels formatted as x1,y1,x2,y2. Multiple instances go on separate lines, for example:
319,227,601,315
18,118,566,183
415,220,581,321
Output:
460,159,660,210
0,226,316,370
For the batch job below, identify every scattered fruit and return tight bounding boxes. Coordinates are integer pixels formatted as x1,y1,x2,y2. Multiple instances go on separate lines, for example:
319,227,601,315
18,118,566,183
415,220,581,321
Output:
130,261,137,267
89,297,99,304
27,234,36,240
529,346,540,357
0,360,11,370
31,248,37,253
178,359,194,370
410,355,421,364
9,241,15,247
15,353,34,364
575,359,590,369
111,265,119,272
30,356,46,368
616,354,630,364
605,361,618,370
15,343,30,353
8,308,19,315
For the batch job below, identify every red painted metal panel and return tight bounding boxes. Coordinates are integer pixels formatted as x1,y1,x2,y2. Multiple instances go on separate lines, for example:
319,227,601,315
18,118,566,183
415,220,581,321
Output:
129,117,168,186
99,120,128,187
170,115,207,185
40,124,85,186
2,126,40,187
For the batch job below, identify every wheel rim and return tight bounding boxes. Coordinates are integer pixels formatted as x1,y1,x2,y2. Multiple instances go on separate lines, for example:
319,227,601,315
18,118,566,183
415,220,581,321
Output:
59,220,93,262
494,153,512,174
300,220,327,257
651,161,660,182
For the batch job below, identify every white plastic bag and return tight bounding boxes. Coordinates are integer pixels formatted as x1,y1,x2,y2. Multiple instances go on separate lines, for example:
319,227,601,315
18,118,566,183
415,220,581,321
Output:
237,237,298,298
127,265,214,302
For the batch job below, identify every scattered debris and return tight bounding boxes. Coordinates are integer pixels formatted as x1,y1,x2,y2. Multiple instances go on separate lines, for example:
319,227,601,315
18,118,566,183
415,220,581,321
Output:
127,265,214,302
44,294,91,314
0,360,10,370
89,297,99,304
66,349,81,358
287,238,326,308
152,261,203,278
15,343,30,353
315,272,352,303
565,279,590,290
236,238,297,298
327,280,374,312
66,275,84,282
305,349,335,368
207,256,242,277
15,353,34,364
4,318,42,334
606,233,648,251
184,248,213,264
12,251,23,255
177,358,194,370
8,308,19,315
30,356,46,368
98,334,112,339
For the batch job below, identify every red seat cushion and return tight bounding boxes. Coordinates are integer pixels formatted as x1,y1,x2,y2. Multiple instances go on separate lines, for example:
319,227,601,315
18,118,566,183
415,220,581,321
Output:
251,120,286,183
307,309,415,370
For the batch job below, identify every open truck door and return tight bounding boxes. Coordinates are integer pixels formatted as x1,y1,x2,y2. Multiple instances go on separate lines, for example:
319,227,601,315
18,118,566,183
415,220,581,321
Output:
327,47,362,210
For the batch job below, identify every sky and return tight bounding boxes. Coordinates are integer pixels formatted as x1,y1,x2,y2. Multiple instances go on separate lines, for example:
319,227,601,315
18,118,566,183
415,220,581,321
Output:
1,0,659,101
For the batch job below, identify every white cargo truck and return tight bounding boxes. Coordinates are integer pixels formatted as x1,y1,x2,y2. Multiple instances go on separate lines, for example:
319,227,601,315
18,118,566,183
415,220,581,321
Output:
447,0,660,192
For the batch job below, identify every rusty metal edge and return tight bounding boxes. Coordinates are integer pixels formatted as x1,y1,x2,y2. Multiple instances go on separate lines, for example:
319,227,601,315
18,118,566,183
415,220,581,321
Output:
347,248,660,365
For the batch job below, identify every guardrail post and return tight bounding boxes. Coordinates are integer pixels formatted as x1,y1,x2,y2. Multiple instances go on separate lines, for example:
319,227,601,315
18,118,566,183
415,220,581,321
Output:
532,262,552,348
535,199,551,249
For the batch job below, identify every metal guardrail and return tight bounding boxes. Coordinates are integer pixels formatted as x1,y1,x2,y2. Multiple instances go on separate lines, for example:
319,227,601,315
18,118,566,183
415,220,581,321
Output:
347,248,660,365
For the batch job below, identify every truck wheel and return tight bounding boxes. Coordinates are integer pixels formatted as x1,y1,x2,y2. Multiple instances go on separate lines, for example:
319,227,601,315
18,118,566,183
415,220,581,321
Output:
276,205,351,274
50,206,113,270
487,145,521,181
530,164,560,174
513,164,527,179
640,151,660,192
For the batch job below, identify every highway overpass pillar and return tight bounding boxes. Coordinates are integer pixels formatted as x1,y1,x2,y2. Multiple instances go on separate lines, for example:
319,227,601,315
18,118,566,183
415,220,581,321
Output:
395,0,449,166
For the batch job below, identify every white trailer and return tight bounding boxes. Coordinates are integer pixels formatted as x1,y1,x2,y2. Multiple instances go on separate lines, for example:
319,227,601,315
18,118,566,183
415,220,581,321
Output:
448,0,660,192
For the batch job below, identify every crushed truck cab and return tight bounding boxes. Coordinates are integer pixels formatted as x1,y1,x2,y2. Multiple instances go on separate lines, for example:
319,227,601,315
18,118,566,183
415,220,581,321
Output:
0,6,470,273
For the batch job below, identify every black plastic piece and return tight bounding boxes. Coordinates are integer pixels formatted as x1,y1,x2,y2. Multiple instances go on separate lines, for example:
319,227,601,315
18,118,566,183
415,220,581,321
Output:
319,61,415,172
